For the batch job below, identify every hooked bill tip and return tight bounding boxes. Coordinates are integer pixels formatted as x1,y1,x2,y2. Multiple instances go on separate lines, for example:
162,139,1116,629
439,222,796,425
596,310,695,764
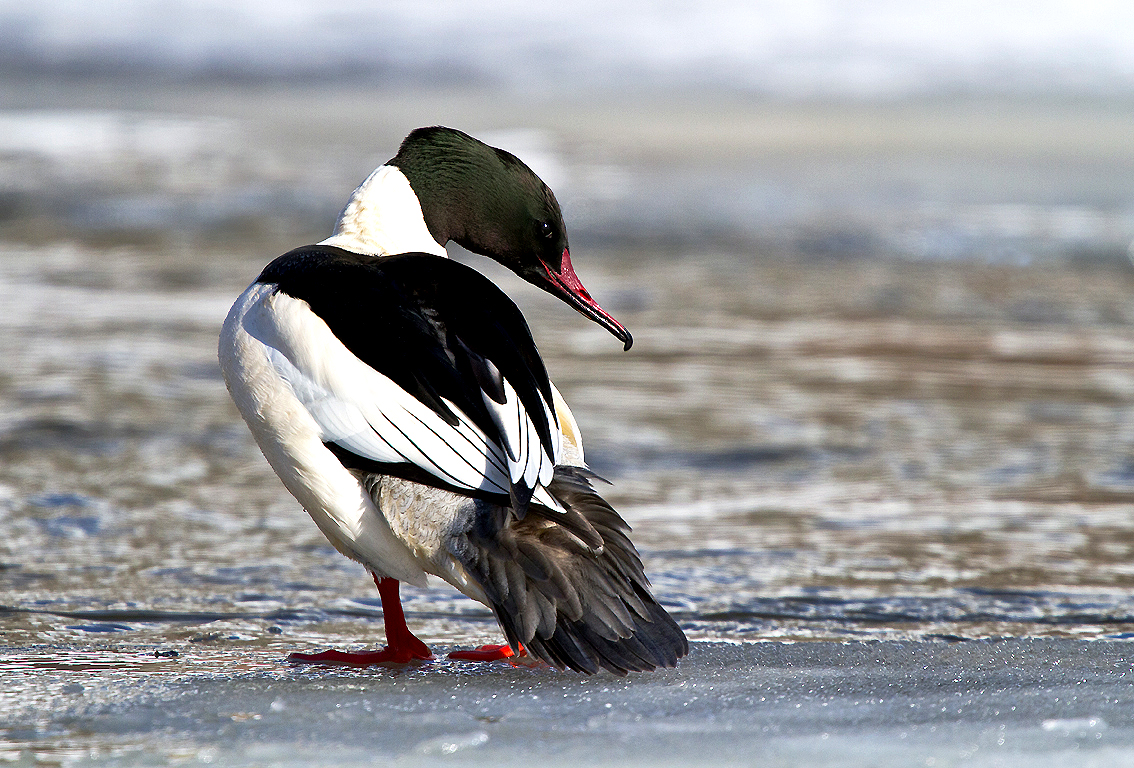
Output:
541,251,632,351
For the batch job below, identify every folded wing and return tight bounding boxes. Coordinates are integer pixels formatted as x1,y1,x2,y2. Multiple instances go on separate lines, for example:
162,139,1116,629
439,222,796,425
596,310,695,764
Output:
245,246,562,516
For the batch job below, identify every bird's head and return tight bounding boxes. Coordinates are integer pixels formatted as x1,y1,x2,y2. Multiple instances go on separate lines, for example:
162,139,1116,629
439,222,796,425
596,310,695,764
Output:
390,126,632,350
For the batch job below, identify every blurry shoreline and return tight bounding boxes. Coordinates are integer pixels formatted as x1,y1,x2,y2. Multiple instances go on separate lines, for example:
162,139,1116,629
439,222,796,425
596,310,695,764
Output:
2,77,1133,264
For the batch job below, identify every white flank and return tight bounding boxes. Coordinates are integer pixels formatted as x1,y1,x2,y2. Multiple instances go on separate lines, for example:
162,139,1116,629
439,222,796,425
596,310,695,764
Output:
222,279,571,547
318,165,448,258
219,282,428,586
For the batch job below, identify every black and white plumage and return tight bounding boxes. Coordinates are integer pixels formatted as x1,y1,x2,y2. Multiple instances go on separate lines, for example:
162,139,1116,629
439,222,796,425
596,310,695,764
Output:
219,126,687,674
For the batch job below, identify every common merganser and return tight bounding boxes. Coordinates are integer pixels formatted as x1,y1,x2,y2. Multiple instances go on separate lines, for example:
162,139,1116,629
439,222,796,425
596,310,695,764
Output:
218,126,687,675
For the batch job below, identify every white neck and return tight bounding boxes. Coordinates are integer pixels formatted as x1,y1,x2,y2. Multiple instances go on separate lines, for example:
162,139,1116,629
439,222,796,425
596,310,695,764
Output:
319,165,448,258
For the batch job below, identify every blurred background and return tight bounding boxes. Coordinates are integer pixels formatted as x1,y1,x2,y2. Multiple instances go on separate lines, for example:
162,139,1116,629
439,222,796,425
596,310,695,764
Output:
4,0,1134,653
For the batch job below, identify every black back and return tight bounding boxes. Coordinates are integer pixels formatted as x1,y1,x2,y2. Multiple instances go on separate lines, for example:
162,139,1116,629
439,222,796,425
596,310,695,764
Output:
258,245,557,497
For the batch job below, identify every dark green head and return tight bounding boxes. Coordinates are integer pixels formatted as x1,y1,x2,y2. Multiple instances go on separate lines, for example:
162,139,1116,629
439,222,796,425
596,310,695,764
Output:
390,126,631,350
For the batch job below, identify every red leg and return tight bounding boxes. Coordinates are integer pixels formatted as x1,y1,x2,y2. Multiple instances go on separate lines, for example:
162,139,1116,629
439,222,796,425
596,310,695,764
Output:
289,575,433,666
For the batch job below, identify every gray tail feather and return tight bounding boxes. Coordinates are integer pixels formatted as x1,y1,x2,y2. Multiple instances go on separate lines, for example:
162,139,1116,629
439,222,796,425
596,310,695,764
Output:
463,465,689,675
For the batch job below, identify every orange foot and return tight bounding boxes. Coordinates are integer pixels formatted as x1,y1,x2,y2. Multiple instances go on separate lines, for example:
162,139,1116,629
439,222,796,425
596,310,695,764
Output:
289,643,433,666
448,643,523,662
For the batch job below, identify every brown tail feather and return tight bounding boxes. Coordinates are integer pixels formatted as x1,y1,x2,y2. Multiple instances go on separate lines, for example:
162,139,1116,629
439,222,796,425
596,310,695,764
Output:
461,465,688,675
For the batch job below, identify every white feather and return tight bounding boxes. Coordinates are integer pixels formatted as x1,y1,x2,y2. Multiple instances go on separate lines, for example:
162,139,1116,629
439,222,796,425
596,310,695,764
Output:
219,283,429,586
318,166,447,258
242,290,510,495
480,375,560,493
240,285,560,510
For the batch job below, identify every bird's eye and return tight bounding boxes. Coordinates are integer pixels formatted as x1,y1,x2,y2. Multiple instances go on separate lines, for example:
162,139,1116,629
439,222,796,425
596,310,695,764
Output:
536,220,555,239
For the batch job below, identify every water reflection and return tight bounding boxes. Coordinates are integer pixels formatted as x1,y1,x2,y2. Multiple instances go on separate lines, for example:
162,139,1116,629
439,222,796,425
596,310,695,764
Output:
2,236,1134,649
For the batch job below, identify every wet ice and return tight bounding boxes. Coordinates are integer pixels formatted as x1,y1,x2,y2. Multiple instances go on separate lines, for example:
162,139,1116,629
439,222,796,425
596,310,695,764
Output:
5,57,1134,766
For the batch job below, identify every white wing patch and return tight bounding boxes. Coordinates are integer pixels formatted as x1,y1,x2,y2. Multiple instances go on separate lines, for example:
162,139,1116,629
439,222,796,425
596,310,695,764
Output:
481,376,561,490
242,285,562,508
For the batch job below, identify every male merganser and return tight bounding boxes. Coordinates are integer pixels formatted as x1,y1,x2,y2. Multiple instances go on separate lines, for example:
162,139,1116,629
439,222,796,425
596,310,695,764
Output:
218,126,687,674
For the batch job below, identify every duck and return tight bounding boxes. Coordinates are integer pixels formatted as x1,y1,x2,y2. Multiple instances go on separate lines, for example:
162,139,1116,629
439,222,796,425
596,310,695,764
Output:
218,126,687,675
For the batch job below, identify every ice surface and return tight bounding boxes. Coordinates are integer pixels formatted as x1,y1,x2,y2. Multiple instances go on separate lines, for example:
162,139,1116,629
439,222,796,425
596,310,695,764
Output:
4,640,1134,766
5,241,1134,765
4,76,1134,766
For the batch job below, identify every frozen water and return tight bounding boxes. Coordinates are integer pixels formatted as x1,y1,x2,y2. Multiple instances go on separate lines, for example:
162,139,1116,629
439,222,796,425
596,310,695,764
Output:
6,229,1134,763
4,641,1134,766
4,74,1134,765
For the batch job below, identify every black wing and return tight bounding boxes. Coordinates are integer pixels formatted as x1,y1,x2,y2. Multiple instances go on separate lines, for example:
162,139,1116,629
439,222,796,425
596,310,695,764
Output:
256,246,561,514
